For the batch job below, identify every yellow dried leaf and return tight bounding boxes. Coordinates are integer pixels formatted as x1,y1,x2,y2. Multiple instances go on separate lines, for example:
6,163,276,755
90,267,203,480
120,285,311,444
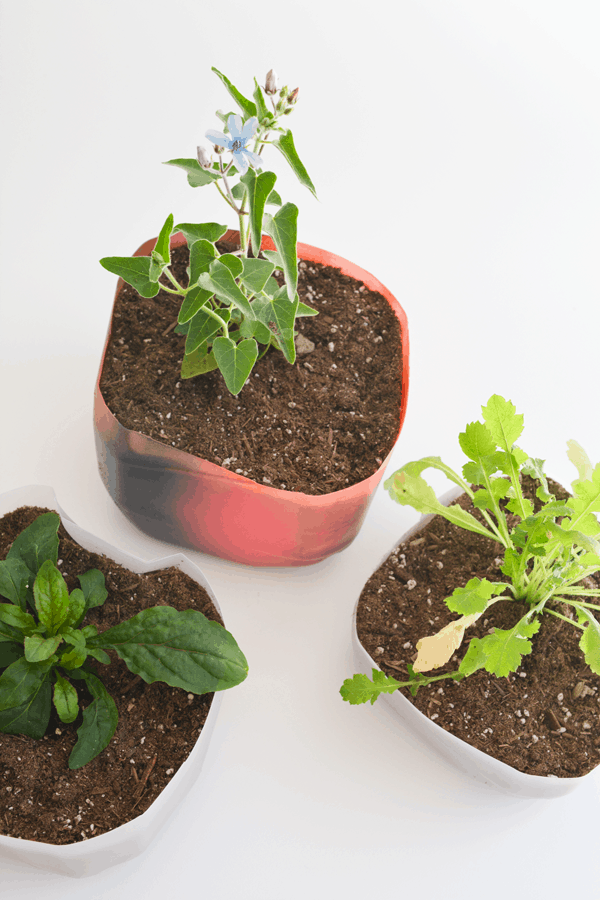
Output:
413,613,480,673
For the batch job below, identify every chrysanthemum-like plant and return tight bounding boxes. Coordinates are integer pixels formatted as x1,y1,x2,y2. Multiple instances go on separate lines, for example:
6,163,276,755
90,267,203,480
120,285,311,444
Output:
341,395,600,705
100,67,317,395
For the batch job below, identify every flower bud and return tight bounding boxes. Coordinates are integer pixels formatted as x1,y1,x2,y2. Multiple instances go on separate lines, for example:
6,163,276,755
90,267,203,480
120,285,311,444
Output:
265,68,279,95
288,87,299,105
196,144,212,169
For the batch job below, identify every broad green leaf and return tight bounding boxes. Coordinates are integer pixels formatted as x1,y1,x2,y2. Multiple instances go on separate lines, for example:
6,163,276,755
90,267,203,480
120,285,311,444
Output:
78,569,108,614
185,307,230,354
69,671,119,769
0,656,52,738
0,642,23,669
89,606,248,692
213,336,259,395
99,256,160,298
297,301,318,317
199,261,254,319
59,647,87,670
266,188,282,206
24,632,62,663
384,470,496,540
163,158,221,188
563,463,600,536
521,457,554,503
53,673,79,724
0,558,31,610
181,344,219,379
261,249,283,268
240,169,277,257
231,182,246,202
189,239,217,286
574,606,600,675
481,395,523,451
7,512,59,579
458,421,497,461
34,560,69,635
238,303,271,344
0,602,37,634
0,619,23,643
154,212,174,264
240,258,274,294
87,648,111,665
219,253,244,278
273,129,317,198
340,669,401,705
264,203,298,300
61,627,86,653
178,285,213,324
63,588,86,628
253,77,270,122
445,578,509,615
174,222,228,245
479,618,540,677
459,638,488,677
254,287,298,363
211,67,257,118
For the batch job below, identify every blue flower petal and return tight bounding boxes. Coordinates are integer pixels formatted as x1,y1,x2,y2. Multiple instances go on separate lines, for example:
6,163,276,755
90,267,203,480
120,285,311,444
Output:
227,114,244,139
232,149,249,174
206,129,231,148
242,149,263,170
241,117,259,141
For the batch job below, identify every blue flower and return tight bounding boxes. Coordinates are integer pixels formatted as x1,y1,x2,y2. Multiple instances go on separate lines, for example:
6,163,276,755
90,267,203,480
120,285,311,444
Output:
206,114,263,175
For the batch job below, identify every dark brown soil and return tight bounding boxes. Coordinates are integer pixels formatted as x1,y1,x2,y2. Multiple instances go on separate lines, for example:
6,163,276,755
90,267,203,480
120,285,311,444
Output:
99,241,404,495
357,477,600,778
0,506,224,844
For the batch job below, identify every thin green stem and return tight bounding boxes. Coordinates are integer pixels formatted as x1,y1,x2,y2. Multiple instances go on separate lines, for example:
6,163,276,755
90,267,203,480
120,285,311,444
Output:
201,304,229,339
544,608,584,629
163,267,187,294
560,587,600,597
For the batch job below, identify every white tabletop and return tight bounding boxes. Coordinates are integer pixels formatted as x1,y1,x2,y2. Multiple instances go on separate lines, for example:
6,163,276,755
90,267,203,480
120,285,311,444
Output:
1,1,600,896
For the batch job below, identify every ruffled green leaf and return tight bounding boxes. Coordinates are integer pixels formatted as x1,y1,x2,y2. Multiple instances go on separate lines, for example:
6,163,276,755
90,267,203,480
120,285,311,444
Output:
481,395,524,451
574,606,600,675
478,618,540,677
340,669,401,705
445,578,509,615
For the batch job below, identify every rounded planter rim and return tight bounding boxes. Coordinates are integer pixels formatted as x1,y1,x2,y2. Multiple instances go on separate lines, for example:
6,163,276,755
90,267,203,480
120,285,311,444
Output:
0,484,223,878
351,485,598,799
94,230,410,566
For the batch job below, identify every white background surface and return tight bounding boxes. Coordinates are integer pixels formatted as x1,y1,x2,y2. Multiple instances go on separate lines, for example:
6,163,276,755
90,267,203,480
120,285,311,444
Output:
1,0,600,896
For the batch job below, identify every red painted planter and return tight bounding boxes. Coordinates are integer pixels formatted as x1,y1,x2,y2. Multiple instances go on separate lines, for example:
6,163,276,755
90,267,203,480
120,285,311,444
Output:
94,231,409,566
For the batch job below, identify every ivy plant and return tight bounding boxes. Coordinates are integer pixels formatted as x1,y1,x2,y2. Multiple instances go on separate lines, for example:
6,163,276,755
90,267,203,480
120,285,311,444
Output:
0,513,248,767
341,395,600,704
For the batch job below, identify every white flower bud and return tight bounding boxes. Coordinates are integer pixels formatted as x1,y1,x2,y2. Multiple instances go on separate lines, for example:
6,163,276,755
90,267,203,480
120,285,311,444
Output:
196,144,212,169
265,69,279,95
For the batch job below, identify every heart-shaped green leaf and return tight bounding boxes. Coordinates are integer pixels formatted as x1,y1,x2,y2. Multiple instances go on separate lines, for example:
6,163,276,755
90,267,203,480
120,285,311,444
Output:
178,284,213,324
99,256,160,298
181,344,219,379
174,222,227,245
212,337,259,396
189,239,217,286
264,203,298,300
164,158,220,188
199,261,254,319
240,169,277,257
240,258,274,294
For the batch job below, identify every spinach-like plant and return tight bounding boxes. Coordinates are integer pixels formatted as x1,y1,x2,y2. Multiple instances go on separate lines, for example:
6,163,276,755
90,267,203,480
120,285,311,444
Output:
341,394,600,705
0,513,248,767
100,67,318,396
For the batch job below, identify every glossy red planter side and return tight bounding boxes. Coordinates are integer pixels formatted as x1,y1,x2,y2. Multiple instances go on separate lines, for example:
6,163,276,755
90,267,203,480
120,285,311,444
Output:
94,231,409,566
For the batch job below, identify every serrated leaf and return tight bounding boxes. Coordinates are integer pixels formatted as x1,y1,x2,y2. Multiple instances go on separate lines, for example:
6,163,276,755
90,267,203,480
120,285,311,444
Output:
273,129,317,198
264,203,298,300
546,521,600,557
339,669,401,705
89,606,248,692
24,632,62,663
33,561,70,635
213,336,259,395
185,306,230,354
178,284,213,324
99,256,162,298
180,344,219,379
164,158,221,188
479,618,540,677
574,606,600,675
0,558,31,610
481,395,523,451
0,656,52,738
69,671,118,769
458,638,489,677
563,463,600,536
189,239,217,286
78,569,108,615
174,222,228,245
240,169,277,257
240,258,274,294
199,261,254,319
445,578,509,615
7,512,59,580
472,478,511,512
211,67,257,118
53,673,79,724
506,497,534,518
459,420,497,461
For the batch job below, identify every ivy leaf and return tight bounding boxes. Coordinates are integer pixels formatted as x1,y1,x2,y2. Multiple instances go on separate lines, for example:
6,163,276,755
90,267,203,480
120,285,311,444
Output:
219,253,244,278
68,671,119,769
99,256,160,298
261,249,283,269
479,618,540,677
211,67,257,118
240,258,274,294
185,307,230,355
33,561,70,636
0,656,53,738
163,158,220,188
180,344,219,379
212,336,259,395
7,512,59,580
272,129,317,198
574,606,600,675
189,239,217,286
0,558,31,610
296,301,318,317
174,222,227,245
199,261,254,319
24,633,62,663
339,669,401,705
178,285,213,325
266,188,282,206
53,673,79,724
240,169,277,258
78,569,108,616
254,286,298,364
264,203,298,300
445,578,509,615
88,606,249,692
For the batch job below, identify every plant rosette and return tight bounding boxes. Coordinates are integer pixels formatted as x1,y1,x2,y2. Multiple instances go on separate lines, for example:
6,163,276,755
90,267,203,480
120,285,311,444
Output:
96,67,409,567
95,230,408,566
341,396,600,798
0,485,247,878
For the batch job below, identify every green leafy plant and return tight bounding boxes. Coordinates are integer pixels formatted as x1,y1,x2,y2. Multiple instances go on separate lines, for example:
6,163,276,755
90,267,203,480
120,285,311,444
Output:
341,394,600,705
0,513,248,767
100,67,317,396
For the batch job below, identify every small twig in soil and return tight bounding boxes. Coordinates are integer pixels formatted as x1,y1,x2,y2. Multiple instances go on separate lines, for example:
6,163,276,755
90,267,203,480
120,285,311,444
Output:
131,765,139,783
131,755,158,809
122,674,142,695
162,319,178,337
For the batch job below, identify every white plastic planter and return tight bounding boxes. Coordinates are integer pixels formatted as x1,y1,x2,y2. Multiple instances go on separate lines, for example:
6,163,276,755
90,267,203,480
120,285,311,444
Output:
0,485,224,877
351,486,598,799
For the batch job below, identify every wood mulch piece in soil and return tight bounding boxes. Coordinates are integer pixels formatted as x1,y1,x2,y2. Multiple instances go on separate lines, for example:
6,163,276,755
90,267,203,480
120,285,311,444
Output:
357,477,600,778
0,506,222,845
99,241,403,495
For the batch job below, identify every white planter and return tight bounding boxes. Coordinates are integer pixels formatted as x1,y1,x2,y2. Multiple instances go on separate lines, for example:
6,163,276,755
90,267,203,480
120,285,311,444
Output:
0,485,224,877
351,486,598,799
